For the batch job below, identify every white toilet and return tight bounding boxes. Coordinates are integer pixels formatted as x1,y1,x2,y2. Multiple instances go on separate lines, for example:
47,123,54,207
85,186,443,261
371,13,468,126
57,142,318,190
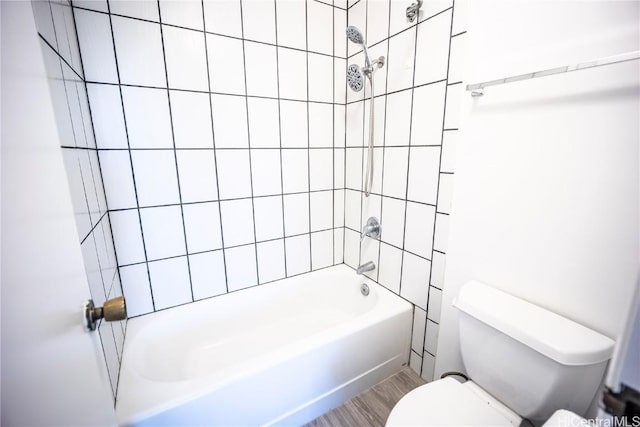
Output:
387,281,616,426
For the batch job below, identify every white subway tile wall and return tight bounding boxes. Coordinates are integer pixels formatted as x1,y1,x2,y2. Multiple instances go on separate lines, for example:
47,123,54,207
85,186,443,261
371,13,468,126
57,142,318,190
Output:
72,0,347,326
33,0,126,403
344,0,466,382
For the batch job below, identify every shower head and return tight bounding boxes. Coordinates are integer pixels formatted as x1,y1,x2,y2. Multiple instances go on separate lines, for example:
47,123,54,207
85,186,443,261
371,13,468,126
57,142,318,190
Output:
347,64,363,92
346,26,371,69
346,26,365,45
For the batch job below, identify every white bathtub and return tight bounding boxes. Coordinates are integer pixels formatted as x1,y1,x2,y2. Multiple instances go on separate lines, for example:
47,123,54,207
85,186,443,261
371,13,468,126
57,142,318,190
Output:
116,264,412,426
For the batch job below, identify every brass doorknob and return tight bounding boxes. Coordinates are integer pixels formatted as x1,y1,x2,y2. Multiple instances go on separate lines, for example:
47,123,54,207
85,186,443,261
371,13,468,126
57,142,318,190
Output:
83,296,127,331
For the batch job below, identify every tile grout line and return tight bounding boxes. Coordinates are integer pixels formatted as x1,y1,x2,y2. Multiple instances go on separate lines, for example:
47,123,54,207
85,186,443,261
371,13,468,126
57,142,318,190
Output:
342,4,348,267
73,0,127,395
201,0,231,294
344,78,447,105
113,224,339,269
306,0,313,272
104,0,156,312
375,0,393,288
370,0,389,285
38,29,83,81
71,4,349,60
157,0,195,302
67,143,452,151
273,0,289,278
396,16,419,303
78,145,348,151
344,226,432,262
423,3,456,369
79,208,107,245
391,5,422,376
422,318,440,356
104,188,338,211
332,1,336,267
82,80,345,105
238,0,261,289
83,81,348,105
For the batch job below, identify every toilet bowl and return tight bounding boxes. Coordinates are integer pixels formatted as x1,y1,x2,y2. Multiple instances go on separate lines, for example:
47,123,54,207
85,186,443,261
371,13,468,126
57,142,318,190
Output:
386,281,615,426
387,377,521,426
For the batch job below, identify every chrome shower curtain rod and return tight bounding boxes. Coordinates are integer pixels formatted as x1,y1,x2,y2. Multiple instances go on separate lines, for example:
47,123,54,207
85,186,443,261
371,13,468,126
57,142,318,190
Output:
466,50,640,96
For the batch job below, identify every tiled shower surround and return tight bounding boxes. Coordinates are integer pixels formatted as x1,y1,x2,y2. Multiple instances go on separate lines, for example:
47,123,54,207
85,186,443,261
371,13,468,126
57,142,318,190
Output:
344,0,466,381
33,0,466,401
74,0,347,319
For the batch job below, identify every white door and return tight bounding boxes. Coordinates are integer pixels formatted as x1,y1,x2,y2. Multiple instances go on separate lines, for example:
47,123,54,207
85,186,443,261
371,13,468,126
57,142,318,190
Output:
604,283,640,415
1,2,117,425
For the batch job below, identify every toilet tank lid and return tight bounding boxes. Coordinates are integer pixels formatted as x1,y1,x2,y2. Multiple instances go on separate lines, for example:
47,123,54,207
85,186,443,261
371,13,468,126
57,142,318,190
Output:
453,281,615,366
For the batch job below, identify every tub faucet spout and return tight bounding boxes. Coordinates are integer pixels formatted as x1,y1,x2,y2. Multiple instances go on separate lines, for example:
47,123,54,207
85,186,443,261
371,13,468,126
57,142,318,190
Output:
356,261,375,275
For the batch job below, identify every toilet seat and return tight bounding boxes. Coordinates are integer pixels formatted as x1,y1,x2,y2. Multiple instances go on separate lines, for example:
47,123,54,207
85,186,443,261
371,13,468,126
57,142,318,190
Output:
386,378,521,426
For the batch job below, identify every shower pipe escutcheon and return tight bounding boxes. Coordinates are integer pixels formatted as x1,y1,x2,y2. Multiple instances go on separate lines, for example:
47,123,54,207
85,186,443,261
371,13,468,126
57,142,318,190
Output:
406,0,423,22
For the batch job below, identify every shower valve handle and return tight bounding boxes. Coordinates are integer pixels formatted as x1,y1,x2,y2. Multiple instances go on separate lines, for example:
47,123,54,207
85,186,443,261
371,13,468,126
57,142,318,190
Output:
361,217,381,241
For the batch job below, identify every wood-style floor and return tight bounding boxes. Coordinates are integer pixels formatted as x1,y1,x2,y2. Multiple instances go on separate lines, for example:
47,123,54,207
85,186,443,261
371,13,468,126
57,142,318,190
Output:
304,368,426,427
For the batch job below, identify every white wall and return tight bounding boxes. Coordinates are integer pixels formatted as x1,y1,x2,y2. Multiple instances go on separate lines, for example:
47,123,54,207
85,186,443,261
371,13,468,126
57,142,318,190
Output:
435,0,639,395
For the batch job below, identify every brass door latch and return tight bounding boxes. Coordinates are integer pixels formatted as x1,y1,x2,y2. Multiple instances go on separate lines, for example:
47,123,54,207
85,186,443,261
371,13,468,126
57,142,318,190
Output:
83,296,126,331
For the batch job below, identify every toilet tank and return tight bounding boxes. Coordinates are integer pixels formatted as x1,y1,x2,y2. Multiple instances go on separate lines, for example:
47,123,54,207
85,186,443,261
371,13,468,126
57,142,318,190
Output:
454,281,615,423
